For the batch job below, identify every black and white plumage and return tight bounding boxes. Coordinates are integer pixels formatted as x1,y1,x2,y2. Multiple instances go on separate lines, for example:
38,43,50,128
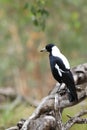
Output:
40,43,78,102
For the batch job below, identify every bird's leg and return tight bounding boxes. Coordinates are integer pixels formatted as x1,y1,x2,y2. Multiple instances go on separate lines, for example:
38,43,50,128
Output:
57,83,62,93
57,83,67,96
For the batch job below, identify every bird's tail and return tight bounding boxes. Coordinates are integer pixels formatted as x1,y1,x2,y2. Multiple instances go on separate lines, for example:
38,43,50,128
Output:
67,87,78,102
64,71,78,102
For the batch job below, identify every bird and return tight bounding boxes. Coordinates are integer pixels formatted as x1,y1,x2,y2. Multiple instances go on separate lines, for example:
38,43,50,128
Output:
40,43,78,102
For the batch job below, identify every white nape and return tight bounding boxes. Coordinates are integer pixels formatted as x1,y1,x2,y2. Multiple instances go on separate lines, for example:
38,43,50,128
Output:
52,46,70,70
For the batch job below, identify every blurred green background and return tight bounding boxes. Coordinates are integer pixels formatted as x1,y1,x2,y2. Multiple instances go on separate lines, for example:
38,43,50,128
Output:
0,0,87,130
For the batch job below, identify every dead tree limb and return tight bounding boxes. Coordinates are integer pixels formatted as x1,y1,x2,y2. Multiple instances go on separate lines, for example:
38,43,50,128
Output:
65,110,87,130
6,63,87,130
0,87,16,99
0,87,39,109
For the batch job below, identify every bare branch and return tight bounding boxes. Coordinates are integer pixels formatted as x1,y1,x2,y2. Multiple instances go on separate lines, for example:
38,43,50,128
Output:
6,126,18,130
54,94,64,130
65,110,87,129
0,87,16,99
6,63,87,130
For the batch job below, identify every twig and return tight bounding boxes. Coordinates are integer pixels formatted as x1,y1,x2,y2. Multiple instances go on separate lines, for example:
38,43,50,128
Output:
0,87,16,99
6,126,18,130
65,110,87,129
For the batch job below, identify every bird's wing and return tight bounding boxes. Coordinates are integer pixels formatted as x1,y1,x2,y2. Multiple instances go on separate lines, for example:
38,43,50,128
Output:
54,56,70,76
55,64,62,77
59,53,70,70
54,56,78,102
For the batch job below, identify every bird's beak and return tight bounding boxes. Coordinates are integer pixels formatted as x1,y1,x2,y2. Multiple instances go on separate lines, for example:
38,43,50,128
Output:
40,47,47,52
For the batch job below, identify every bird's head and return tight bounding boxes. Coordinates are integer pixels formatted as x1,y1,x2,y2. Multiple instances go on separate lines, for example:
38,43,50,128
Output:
40,44,55,53
40,43,60,56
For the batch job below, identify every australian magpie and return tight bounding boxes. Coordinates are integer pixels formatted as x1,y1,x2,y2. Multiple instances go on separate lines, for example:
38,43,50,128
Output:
40,43,78,102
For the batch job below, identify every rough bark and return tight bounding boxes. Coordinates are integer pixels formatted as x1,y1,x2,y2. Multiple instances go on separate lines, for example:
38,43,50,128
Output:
6,63,87,130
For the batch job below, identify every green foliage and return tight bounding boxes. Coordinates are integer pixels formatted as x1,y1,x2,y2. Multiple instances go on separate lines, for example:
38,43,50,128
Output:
30,0,49,30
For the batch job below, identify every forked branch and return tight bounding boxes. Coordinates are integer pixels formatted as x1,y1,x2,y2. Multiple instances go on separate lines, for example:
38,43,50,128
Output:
6,63,87,130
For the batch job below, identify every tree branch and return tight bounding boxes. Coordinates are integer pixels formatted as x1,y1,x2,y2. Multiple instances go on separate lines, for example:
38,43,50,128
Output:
6,63,87,130
65,110,87,129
